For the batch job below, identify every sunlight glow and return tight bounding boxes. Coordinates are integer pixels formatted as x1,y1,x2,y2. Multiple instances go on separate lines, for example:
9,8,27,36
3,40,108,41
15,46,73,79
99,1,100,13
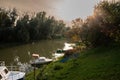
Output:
0,0,101,22
56,0,100,21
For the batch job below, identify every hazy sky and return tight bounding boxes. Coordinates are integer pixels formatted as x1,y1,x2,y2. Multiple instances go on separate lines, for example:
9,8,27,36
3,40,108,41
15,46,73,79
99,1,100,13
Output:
0,0,101,21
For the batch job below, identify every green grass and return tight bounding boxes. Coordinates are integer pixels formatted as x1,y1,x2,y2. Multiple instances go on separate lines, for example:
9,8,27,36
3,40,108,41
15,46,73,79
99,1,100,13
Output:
25,69,40,80
27,45,120,80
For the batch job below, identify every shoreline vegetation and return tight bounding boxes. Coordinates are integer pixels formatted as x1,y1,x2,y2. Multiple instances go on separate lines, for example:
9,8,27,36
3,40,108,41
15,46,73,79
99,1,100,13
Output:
25,1,120,80
0,8,68,44
1,0,120,80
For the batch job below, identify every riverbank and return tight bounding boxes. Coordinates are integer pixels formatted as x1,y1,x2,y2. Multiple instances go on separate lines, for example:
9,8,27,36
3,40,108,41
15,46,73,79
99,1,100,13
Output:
26,45,120,80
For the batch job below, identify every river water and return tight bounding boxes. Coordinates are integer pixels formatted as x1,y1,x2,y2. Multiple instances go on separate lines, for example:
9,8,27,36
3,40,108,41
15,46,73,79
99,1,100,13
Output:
0,40,65,65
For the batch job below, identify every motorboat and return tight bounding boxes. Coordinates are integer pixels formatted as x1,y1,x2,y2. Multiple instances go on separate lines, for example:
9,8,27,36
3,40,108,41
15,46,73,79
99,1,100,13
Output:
0,66,25,80
30,55,52,67
63,42,76,51
52,49,65,60
52,43,76,60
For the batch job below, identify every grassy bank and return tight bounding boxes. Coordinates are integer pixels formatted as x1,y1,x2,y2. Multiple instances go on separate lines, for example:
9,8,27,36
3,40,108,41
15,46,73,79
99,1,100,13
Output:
25,69,40,80
26,45,120,80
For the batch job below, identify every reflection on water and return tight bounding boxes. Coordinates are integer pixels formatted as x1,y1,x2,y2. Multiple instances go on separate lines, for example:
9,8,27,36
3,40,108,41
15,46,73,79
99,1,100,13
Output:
0,40,65,65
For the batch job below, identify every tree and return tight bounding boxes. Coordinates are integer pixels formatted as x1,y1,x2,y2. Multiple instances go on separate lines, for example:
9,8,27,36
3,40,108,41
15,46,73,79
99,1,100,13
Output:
15,14,30,42
66,18,83,42
0,8,67,43
94,1,120,42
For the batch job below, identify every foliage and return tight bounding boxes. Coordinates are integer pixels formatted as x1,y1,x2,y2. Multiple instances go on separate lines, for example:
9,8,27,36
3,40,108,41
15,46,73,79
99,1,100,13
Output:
94,1,120,43
66,18,83,42
25,69,40,80
0,8,67,43
66,1,120,47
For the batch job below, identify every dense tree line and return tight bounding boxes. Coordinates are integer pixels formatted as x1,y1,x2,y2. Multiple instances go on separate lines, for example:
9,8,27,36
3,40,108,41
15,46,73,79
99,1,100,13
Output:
0,8,67,43
66,1,120,47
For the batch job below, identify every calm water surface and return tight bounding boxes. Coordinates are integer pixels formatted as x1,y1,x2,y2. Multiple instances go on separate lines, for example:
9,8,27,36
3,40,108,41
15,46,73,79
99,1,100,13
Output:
0,40,65,65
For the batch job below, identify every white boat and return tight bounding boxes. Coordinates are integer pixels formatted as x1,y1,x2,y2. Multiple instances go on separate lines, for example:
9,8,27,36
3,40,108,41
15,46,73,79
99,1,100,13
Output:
63,42,76,51
30,56,52,66
52,49,65,60
0,66,25,80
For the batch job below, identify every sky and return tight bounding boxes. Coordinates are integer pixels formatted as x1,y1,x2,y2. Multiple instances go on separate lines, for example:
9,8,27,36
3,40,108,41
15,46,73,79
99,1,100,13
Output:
0,0,101,22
